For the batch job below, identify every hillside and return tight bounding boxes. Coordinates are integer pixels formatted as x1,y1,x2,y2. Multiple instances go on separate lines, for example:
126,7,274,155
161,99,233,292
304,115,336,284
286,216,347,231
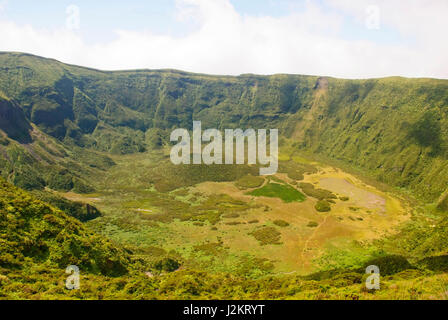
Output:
0,52,447,204
0,178,447,300
0,52,447,300
0,178,129,275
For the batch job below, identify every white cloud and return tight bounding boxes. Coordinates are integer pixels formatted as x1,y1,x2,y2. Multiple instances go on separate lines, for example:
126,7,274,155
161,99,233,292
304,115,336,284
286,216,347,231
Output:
326,0,448,77
0,0,8,13
0,0,446,79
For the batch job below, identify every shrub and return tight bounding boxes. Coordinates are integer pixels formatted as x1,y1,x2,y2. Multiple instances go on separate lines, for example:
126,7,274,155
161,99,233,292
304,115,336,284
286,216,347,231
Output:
278,161,317,181
225,221,242,226
315,200,331,212
273,220,290,227
222,213,240,218
153,258,181,272
250,227,282,245
299,183,336,200
0,178,129,276
417,255,448,272
47,171,74,192
235,174,264,189
12,168,46,190
72,178,95,194
307,221,319,228
363,255,413,276
329,272,363,288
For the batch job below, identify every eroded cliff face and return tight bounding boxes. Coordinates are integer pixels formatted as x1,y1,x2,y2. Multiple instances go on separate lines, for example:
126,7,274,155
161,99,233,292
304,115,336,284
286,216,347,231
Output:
0,97,32,143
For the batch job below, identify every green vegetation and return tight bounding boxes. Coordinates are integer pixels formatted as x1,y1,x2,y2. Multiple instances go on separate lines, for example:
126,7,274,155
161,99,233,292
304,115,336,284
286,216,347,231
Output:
408,111,443,155
278,161,318,181
315,200,332,212
273,220,290,227
247,183,306,203
0,52,448,300
0,178,129,276
235,174,265,189
153,258,181,273
0,137,10,146
249,227,282,246
0,53,447,202
0,98,31,143
437,189,448,212
363,255,413,276
307,221,319,228
148,163,259,192
31,190,101,222
299,183,337,200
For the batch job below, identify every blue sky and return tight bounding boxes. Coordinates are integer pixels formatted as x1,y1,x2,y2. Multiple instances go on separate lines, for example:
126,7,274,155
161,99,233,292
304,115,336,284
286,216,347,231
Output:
1,0,404,44
2,1,180,42
0,0,446,78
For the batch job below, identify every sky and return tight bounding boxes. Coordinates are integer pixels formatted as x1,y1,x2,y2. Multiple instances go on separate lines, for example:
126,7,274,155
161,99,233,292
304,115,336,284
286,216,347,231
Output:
0,0,447,79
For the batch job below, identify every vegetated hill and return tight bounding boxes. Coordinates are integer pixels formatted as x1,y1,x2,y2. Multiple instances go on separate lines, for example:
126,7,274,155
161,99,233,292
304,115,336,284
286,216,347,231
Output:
0,94,115,193
0,171,447,299
0,178,129,276
0,52,447,203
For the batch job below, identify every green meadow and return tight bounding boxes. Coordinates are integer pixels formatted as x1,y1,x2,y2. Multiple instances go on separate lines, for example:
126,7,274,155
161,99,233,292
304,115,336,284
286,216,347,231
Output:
0,52,447,300
247,181,306,203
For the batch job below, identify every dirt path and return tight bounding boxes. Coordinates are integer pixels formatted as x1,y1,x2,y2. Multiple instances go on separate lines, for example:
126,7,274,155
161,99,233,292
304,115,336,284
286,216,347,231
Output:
300,215,330,269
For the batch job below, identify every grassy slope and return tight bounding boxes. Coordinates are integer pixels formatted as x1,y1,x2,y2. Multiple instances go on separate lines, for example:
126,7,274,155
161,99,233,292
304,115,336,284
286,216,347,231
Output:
0,178,130,276
0,91,115,193
1,178,447,300
0,52,447,203
295,77,448,202
0,52,448,299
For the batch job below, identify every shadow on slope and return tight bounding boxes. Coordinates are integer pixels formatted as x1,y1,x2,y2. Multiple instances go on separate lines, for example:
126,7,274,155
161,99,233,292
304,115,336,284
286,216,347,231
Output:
0,97,32,143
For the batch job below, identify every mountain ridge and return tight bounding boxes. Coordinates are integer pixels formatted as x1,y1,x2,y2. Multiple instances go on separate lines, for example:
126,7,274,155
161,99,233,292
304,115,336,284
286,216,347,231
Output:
3,51,448,81
0,51,447,204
